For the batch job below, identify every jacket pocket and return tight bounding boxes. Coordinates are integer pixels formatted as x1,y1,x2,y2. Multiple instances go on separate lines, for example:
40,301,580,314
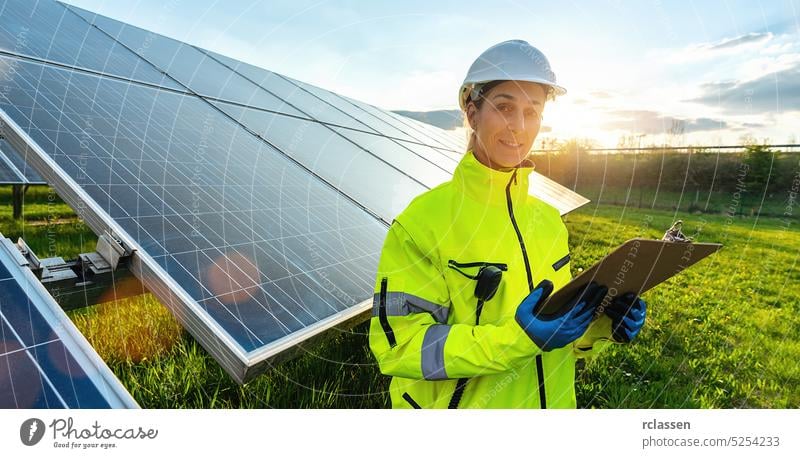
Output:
447,259,508,278
445,259,509,323
378,277,397,347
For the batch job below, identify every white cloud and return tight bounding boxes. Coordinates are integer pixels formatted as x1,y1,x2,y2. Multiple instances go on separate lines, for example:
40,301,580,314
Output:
652,32,774,64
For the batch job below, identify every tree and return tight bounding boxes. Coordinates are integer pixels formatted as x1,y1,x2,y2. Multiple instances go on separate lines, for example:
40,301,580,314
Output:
668,119,685,147
742,142,773,194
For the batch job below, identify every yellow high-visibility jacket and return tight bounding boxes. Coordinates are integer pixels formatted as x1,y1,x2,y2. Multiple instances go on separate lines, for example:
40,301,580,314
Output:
369,149,616,408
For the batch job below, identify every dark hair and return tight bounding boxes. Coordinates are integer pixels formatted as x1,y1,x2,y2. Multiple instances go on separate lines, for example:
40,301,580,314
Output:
465,80,505,112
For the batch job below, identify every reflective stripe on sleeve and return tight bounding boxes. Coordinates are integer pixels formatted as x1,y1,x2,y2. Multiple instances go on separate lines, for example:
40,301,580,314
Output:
421,324,451,380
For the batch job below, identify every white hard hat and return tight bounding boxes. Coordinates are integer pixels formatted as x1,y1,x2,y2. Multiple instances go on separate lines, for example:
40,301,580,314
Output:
459,39,567,111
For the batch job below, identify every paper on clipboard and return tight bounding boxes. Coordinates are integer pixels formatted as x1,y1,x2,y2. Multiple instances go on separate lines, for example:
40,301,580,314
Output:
537,238,723,315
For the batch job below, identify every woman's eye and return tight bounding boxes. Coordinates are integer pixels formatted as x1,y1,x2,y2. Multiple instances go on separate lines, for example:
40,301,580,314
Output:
525,109,540,119
498,105,512,112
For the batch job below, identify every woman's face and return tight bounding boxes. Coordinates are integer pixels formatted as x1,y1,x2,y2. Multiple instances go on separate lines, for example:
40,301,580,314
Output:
467,80,546,170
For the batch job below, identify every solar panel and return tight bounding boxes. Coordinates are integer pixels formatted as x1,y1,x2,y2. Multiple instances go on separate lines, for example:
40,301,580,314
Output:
201,50,382,132
205,49,463,150
212,100,450,218
0,236,138,408
0,0,182,91
64,4,306,120
0,52,387,382
0,0,588,385
340,91,465,151
528,173,590,216
385,107,467,151
0,138,46,184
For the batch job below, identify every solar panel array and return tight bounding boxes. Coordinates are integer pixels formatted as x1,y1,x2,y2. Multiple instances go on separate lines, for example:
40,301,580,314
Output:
0,237,138,408
0,0,587,384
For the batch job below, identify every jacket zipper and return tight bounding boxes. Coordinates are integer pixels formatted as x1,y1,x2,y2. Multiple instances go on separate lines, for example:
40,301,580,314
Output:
505,169,548,409
448,291,484,409
447,261,507,408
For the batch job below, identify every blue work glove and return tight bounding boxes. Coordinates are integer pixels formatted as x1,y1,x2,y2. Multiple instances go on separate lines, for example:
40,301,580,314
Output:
515,280,609,351
604,292,647,343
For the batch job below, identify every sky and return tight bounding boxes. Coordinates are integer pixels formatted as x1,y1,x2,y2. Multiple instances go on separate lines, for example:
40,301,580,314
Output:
62,0,800,148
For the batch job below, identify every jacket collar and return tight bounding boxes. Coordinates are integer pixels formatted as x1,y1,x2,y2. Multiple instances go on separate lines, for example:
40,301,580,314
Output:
452,149,535,206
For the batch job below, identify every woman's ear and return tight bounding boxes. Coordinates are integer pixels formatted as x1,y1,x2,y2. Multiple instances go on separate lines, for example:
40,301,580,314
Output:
466,103,478,130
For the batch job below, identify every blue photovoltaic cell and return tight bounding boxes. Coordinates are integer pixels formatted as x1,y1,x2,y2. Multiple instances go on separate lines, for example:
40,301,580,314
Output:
0,0,182,90
248,67,464,153
300,77,464,151
212,100,439,220
0,244,137,408
63,3,305,119
340,92,465,151
201,49,389,132
0,346,61,408
330,125,458,174
383,107,466,151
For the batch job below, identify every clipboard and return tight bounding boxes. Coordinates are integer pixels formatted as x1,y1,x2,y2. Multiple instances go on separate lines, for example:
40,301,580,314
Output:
538,238,723,315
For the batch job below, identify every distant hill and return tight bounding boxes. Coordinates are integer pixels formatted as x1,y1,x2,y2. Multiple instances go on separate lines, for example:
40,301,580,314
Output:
392,110,464,130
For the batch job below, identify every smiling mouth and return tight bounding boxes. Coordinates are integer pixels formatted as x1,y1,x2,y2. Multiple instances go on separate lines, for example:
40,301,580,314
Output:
499,139,523,148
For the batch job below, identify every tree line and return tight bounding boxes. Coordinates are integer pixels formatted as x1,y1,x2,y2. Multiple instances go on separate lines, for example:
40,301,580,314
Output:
529,141,800,216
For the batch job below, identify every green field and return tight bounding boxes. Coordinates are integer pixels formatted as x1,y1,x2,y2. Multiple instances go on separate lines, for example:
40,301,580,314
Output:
2,185,798,408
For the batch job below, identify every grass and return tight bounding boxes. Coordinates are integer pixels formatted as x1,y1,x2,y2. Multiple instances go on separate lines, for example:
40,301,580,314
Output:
0,185,97,258
1,185,797,408
566,203,799,408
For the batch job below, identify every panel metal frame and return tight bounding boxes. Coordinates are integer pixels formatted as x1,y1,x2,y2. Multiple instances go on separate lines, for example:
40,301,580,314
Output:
0,145,27,184
0,237,138,408
0,139,47,185
0,108,372,383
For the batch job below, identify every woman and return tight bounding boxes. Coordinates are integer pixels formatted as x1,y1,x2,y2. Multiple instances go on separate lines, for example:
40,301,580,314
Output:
369,40,646,409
